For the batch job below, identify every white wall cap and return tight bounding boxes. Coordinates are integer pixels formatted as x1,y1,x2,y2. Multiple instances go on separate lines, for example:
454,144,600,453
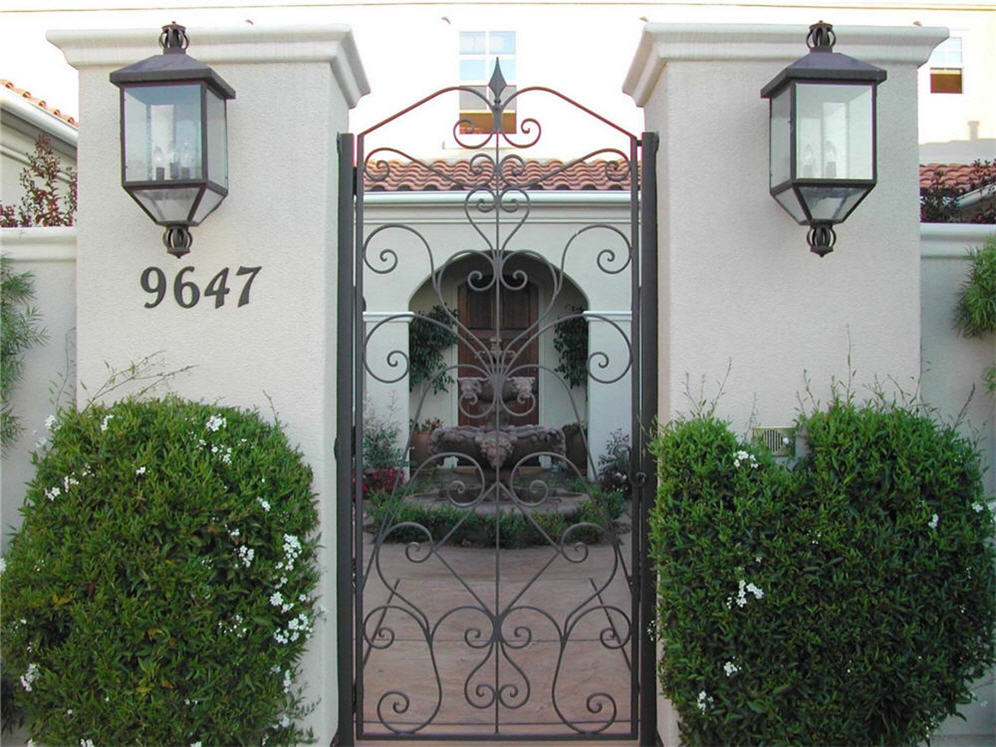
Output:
0,226,77,261
624,23,949,107
920,223,995,259
47,24,370,108
0,85,79,148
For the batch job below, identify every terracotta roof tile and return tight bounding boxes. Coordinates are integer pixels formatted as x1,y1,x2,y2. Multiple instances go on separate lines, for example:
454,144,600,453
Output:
919,163,980,190
363,158,634,192
1,79,78,127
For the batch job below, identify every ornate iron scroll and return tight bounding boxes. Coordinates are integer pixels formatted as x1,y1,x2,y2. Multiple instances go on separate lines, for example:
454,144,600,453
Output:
346,61,651,741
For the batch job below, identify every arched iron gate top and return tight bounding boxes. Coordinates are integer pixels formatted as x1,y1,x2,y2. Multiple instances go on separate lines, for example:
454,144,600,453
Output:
336,60,659,745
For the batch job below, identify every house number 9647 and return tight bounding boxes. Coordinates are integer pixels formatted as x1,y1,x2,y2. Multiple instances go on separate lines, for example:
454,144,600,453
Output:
140,266,261,309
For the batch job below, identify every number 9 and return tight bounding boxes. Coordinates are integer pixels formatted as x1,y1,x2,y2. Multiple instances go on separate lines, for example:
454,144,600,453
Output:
140,267,167,308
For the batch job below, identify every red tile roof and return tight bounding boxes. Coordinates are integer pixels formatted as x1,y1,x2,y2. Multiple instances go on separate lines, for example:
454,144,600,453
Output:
919,163,984,191
363,158,634,192
1,79,78,127
363,158,985,193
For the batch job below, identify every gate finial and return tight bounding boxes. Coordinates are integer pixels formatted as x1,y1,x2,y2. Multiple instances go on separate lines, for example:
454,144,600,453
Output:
488,58,507,103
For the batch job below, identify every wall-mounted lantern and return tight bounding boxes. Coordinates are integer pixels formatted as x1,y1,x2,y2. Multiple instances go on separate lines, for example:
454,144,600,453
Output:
761,21,886,257
110,23,235,258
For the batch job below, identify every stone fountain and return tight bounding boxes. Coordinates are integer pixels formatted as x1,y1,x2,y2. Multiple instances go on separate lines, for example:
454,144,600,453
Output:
428,376,565,495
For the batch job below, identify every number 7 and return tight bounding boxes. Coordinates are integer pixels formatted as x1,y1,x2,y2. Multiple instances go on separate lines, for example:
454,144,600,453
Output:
236,266,261,307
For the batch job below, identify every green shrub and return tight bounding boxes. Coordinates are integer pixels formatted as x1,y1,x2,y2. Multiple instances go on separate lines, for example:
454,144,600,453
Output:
1,257,47,449
649,399,996,745
0,397,320,745
954,236,996,392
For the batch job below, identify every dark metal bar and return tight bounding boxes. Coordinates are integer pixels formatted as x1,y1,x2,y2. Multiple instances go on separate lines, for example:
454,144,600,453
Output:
334,132,356,747
353,132,367,740
638,131,661,747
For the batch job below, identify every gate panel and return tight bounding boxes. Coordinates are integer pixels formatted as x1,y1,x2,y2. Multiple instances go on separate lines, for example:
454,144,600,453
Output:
339,66,656,741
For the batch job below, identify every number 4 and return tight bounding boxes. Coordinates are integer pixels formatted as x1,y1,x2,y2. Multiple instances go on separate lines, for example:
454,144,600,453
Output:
204,268,230,308
236,266,261,307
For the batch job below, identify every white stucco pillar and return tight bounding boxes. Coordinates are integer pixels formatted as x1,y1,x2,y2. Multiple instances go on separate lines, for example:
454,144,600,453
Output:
624,23,945,743
583,309,632,478
49,25,368,743
625,23,945,432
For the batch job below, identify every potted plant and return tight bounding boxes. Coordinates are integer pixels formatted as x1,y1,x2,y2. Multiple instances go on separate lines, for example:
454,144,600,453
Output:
410,416,442,470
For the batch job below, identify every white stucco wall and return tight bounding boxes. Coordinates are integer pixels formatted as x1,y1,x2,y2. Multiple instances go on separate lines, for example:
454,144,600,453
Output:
0,228,76,555
920,224,996,498
45,24,368,744
626,22,941,433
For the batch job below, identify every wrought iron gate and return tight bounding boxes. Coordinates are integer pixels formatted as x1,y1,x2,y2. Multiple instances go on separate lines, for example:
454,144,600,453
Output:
336,64,658,743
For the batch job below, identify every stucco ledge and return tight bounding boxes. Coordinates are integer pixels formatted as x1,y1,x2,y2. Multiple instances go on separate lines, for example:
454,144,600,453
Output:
47,24,370,108
623,23,947,108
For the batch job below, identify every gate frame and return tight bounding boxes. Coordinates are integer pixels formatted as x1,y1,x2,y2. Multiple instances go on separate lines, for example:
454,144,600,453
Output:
334,100,659,745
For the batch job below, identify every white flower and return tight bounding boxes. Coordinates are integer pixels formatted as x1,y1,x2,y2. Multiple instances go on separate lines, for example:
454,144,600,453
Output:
0,557,6,575
972,502,985,513
282,669,293,693
257,498,271,512
270,591,284,607
79,740,93,747
100,414,114,432
727,579,764,609
724,661,740,677
928,513,939,530
733,449,758,469
236,546,255,568
696,690,713,713
205,414,227,432
65,709,73,716
135,466,146,476
45,414,57,430
230,527,241,539
279,714,291,728
190,742,202,747
45,486,61,501
20,662,40,691
35,437,49,450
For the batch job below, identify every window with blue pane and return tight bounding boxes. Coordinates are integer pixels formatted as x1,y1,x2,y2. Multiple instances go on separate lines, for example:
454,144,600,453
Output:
458,30,517,134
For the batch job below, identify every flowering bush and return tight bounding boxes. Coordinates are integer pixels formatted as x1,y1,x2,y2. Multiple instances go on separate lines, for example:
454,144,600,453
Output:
0,397,320,745
649,399,996,744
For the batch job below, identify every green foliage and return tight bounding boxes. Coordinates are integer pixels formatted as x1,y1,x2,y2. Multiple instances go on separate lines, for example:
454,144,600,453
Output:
408,304,458,394
649,400,996,745
363,409,404,469
954,236,996,392
955,236,996,338
0,134,77,228
553,305,588,389
0,398,320,745
366,483,625,549
597,428,631,496
1,257,47,449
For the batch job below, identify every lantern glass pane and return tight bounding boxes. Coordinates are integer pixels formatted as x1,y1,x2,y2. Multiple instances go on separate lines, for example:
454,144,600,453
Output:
799,185,868,223
131,186,201,224
770,87,791,188
123,84,203,183
796,83,873,180
773,185,807,224
206,89,229,188
191,187,225,224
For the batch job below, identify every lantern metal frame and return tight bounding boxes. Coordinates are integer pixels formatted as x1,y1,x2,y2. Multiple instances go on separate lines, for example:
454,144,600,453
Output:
110,23,235,258
761,22,887,257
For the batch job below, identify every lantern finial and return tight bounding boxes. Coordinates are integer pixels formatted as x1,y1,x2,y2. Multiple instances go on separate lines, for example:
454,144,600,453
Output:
159,23,189,53
806,21,836,52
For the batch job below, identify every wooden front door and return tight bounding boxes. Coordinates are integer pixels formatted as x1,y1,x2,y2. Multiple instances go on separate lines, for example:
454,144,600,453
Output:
457,278,538,426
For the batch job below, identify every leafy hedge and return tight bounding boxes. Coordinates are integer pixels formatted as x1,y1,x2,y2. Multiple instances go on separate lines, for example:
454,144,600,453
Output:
0,397,320,745
649,399,996,745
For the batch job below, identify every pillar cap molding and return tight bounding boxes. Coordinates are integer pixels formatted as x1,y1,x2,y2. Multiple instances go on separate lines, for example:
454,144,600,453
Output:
48,24,370,108
624,22,947,107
